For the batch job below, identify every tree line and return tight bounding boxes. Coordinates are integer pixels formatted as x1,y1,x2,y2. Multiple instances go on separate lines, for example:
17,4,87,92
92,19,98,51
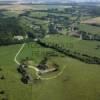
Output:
37,40,100,64
0,17,26,45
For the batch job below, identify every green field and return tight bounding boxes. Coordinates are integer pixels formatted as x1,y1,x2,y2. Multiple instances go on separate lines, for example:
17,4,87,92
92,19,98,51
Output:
78,24,100,35
29,12,48,18
0,44,32,100
42,35,100,58
0,43,100,100
0,4,100,100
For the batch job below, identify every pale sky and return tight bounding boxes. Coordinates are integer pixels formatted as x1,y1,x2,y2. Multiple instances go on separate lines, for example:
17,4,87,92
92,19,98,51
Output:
0,0,100,2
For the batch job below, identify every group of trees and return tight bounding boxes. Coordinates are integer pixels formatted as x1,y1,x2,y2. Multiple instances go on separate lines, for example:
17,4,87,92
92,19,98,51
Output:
37,40,100,64
0,16,46,45
64,7,76,14
0,90,8,100
79,5,100,16
17,58,42,84
17,60,32,84
0,67,7,100
48,23,58,34
18,64,33,84
45,8,76,15
0,17,25,35
0,7,77,46
0,68,5,80
37,57,48,70
47,15,71,34
79,31,100,41
0,17,26,45
30,8,76,14
47,14,70,27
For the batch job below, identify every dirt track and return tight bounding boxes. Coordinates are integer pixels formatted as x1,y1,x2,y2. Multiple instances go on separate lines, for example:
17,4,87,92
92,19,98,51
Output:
14,43,66,80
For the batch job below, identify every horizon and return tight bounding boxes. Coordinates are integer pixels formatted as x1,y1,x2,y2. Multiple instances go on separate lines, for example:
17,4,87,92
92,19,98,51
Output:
0,0,100,3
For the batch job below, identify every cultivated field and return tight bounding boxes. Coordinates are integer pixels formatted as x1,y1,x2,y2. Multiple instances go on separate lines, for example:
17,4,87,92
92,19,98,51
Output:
0,4,46,10
81,17,100,25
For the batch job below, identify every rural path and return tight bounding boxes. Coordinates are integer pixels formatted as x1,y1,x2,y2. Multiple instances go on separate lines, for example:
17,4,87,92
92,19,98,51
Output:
14,43,26,65
14,43,66,80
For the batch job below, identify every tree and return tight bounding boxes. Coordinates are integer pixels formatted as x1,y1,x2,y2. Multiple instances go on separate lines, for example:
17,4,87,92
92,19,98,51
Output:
48,23,58,34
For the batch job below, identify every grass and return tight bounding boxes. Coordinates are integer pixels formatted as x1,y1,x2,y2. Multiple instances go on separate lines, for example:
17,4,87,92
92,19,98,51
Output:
80,16,93,21
23,16,48,30
42,34,100,58
0,44,32,100
0,42,100,100
16,42,100,100
31,57,100,100
78,24,100,35
29,12,48,18
1,11,19,17
17,42,55,64
0,4,100,100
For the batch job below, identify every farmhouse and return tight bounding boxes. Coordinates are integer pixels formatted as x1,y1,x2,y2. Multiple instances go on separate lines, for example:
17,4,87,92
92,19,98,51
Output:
13,35,24,40
55,24,63,31
13,35,28,40
36,57,59,74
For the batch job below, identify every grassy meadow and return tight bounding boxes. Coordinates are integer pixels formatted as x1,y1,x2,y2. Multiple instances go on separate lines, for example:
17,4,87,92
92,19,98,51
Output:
0,44,32,100
42,34,100,57
0,4,100,100
0,43,100,100
78,24,100,35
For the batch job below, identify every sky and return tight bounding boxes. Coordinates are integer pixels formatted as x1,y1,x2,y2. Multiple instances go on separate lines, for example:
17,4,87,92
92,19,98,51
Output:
0,0,100,3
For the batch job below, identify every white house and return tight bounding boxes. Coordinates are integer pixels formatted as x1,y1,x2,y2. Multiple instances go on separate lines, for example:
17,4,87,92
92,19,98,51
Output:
13,35,28,41
13,35,24,41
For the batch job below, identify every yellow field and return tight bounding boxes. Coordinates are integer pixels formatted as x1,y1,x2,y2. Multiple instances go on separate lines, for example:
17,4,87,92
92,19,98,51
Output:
81,17,100,25
0,5,33,10
0,4,48,11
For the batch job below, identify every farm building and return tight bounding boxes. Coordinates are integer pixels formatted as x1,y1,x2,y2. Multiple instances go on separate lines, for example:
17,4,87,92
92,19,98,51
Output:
13,35,28,40
13,35,24,40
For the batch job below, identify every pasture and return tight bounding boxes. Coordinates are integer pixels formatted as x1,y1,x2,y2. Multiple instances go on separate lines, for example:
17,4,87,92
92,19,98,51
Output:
0,44,32,100
0,4,100,100
42,34,100,58
0,43,100,100
78,24,100,35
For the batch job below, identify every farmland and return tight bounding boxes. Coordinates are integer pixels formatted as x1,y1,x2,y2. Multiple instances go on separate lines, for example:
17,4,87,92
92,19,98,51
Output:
1,43,100,100
81,17,100,25
0,3,100,100
42,34,100,57
78,24,100,35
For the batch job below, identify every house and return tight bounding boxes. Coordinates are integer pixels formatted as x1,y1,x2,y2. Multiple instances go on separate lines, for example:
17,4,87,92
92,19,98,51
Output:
13,35,24,41
13,35,28,40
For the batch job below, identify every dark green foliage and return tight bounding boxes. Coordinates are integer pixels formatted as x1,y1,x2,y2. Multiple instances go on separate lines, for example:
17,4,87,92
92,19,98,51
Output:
48,23,58,34
0,90,5,94
37,40,100,64
0,75,5,80
0,17,26,45
0,17,25,36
